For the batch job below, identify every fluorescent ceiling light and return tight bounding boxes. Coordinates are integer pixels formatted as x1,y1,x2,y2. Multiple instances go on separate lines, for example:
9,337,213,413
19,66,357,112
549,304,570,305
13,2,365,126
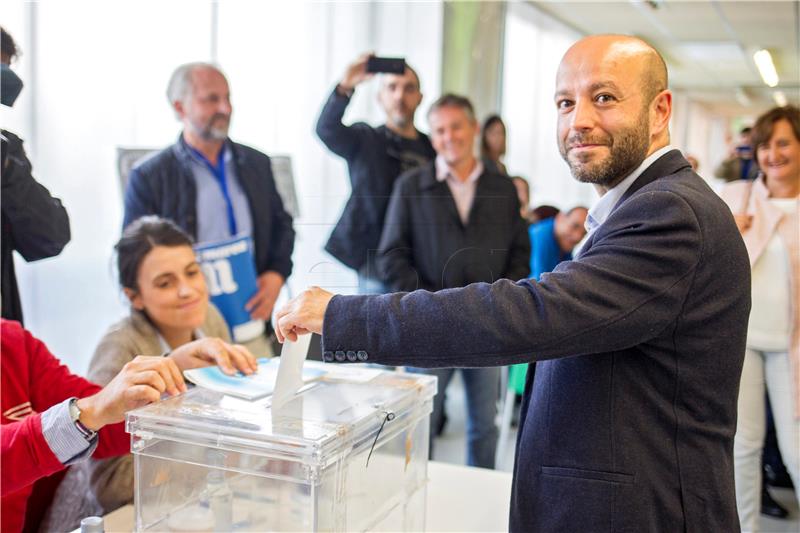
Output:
753,49,779,87
773,91,788,107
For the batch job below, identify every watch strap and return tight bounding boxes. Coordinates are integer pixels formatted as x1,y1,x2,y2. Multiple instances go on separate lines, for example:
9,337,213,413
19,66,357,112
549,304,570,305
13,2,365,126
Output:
69,398,97,440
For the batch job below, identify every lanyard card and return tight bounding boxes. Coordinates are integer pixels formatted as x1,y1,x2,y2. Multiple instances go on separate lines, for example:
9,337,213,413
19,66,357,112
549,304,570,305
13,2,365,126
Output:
195,235,264,342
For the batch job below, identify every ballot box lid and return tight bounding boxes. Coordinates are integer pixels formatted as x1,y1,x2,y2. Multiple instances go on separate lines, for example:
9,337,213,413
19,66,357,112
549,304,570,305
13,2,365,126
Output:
126,363,436,471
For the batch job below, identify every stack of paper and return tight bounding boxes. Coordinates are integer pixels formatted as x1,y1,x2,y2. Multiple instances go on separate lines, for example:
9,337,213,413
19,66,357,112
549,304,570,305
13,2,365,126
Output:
184,345,322,401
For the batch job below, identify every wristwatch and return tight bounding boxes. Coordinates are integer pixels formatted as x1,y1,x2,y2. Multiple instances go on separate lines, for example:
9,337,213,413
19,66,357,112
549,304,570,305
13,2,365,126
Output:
68,397,97,441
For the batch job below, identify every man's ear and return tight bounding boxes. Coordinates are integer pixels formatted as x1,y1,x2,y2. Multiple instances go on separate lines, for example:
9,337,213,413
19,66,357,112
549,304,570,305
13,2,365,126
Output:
124,287,145,311
650,90,672,137
172,100,186,120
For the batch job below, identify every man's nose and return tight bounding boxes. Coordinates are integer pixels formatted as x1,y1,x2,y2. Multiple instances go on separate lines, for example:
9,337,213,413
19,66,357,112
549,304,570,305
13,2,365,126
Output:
570,99,597,131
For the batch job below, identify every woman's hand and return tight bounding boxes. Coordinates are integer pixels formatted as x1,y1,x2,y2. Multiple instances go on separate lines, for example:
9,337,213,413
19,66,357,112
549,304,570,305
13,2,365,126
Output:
168,338,258,376
76,356,186,430
733,214,752,234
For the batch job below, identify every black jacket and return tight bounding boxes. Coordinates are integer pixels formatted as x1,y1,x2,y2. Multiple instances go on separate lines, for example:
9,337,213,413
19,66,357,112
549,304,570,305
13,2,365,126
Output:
1,130,71,323
322,150,750,532
123,136,294,279
377,163,530,291
315,88,435,272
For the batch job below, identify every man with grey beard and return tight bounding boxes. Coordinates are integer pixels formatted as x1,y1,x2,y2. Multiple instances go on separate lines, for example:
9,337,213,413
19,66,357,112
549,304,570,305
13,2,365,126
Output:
124,63,294,349
276,35,751,531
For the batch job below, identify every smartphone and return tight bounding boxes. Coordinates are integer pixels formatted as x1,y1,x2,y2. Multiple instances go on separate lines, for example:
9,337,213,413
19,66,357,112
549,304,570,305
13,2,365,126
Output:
366,56,406,74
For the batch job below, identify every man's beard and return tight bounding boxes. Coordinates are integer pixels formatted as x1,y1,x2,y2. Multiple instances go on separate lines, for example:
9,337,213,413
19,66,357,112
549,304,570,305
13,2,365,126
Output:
559,112,650,188
389,106,411,129
191,114,230,141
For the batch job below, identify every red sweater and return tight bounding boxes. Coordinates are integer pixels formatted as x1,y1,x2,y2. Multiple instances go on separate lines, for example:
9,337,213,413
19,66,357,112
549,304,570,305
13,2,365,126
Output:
1,320,128,533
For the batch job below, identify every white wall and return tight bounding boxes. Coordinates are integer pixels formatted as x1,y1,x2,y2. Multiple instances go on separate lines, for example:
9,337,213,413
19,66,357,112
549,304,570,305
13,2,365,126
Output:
4,0,443,374
500,2,594,211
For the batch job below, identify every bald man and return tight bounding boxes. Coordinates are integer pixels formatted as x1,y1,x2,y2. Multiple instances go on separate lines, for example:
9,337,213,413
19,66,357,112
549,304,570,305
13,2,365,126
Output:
277,36,750,531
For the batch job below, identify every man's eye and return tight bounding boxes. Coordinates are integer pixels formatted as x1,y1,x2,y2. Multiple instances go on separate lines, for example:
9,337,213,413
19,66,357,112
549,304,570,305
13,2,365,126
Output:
556,99,574,110
596,94,616,103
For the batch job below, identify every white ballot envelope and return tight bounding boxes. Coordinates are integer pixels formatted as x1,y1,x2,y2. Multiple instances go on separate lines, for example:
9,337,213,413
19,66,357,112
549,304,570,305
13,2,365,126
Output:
272,334,313,409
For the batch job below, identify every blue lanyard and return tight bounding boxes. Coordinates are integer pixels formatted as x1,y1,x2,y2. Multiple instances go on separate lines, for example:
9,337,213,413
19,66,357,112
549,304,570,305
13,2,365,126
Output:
189,145,238,236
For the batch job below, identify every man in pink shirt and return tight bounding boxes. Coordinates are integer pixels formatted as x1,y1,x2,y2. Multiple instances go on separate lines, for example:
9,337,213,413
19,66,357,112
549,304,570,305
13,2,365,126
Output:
375,94,530,468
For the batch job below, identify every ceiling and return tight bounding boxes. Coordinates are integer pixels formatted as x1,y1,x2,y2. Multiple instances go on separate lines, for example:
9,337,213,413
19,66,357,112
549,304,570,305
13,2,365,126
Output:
530,0,800,118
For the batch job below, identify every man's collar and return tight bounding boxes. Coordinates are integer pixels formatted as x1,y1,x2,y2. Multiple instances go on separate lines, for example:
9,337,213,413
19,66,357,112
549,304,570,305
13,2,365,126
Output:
435,155,483,184
585,144,674,233
179,134,231,166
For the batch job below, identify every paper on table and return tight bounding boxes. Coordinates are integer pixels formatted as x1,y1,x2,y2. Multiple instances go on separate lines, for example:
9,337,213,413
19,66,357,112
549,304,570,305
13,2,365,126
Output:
271,334,313,409
183,356,324,401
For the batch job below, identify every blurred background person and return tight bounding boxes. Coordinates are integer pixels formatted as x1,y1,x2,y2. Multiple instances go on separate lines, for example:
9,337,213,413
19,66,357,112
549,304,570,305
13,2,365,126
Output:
1,26,70,324
377,94,529,469
529,204,561,225
45,216,252,526
528,206,587,281
480,114,508,175
719,105,800,531
715,126,759,183
316,53,435,294
685,154,700,172
510,176,532,222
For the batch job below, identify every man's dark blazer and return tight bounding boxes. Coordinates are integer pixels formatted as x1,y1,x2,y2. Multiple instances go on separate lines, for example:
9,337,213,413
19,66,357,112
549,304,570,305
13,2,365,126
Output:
377,163,530,292
321,150,751,532
123,135,295,279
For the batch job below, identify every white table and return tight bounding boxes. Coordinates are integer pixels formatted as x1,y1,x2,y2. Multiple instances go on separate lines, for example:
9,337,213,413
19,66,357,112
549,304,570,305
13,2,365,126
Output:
103,461,512,532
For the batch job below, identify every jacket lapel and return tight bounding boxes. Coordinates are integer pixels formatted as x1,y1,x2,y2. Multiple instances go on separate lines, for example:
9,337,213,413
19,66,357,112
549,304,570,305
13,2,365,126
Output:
467,172,496,228
420,164,463,228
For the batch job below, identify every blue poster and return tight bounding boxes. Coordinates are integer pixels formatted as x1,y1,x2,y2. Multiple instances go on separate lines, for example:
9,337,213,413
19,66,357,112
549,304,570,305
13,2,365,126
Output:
194,235,264,342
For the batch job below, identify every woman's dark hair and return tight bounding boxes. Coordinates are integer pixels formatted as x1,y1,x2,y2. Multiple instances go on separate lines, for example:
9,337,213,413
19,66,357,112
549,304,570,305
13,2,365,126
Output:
480,114,506,160
116,216,194,291
751,105,800,152
1,26,19,63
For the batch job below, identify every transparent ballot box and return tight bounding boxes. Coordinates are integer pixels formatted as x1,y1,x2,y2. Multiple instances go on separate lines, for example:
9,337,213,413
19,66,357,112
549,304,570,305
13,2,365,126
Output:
126,365,436,532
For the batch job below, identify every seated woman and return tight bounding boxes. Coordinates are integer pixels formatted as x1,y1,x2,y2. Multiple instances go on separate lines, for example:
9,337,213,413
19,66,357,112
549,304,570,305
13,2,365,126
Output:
45,216,250,525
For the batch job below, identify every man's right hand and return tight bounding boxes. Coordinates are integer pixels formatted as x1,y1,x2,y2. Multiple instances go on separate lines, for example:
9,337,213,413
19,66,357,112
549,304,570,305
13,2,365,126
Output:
75,356,186,431
338,52,375,93
275,286,335,343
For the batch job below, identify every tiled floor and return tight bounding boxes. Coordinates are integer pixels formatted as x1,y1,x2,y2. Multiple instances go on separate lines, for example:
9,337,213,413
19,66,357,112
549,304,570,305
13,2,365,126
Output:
432,372,800,532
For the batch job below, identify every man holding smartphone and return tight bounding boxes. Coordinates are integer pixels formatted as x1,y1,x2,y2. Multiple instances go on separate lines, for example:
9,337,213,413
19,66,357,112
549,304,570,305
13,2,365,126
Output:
316,53,436,293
